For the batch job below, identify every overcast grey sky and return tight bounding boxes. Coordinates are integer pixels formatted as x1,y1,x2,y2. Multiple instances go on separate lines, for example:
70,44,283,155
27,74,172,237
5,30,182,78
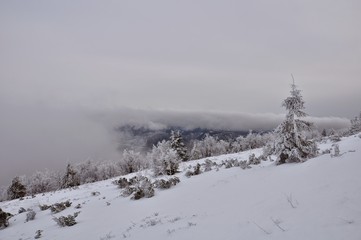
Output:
0,0,360,184
1,0,360,116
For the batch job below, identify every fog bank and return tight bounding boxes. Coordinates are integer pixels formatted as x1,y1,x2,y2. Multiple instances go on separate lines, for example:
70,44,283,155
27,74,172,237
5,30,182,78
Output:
0,105,350,185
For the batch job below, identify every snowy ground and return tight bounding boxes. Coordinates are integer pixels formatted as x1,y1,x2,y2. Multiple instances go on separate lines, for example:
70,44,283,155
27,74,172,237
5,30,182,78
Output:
1,134,361,240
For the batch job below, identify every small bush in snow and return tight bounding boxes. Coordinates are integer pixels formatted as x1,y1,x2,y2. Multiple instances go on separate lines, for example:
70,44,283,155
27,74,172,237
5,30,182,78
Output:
18,207,26,214
153,177,180,189
116,178,131,189
331,144,340,157
53,212,80,227
224,160,233,169
322,149,331,155
239,160,250,170
204,159,215,172
329,134,341,142
121,186,137,197
143,218,161,227
131,178,155,200
258,154,267,161
193,163,201,175
119,175,179,200
91,191,100,196
50,200,72,214
39,204,51,211
184,170,194,178
25,210,36,222
0,208,12,228
185,164,202,177
99,232,116,240
128,176,141,185
223,159,240,168
248,153,261,165
34,230,43,239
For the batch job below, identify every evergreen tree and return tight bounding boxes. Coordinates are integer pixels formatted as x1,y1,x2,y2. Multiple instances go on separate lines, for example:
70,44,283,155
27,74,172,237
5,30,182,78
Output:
7,176,27,200
349,112,361,135
61,164,80,189
170,130,189,161
321,129,327,137
274,82,317,164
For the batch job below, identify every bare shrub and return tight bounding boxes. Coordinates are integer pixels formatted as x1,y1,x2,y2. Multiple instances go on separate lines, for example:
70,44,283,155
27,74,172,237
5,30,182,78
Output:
0,208,12,228
26,210,36,222
39,204,51,211
50,200,72,214
153,177,180,189
34,230,43,239
53,212,80,227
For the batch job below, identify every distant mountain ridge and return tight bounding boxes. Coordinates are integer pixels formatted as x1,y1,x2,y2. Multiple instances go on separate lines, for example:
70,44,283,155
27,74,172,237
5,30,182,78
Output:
115,125,266,152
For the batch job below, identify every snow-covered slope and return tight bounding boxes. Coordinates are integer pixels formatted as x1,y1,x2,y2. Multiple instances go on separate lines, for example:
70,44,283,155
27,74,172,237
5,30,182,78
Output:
1,135,361,240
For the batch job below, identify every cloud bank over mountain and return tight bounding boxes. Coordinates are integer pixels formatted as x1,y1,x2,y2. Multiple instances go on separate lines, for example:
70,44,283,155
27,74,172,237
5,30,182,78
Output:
0,104,351,185
94,108,350,132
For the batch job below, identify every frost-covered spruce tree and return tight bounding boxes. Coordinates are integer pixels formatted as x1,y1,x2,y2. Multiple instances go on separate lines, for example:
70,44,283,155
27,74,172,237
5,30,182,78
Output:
170,130,189,161
274,82,317,164
7,176,27,200
61,164,80,189
349,112,361,135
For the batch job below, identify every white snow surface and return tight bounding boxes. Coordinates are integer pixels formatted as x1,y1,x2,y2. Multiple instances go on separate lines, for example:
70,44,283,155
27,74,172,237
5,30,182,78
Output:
1,134,361,240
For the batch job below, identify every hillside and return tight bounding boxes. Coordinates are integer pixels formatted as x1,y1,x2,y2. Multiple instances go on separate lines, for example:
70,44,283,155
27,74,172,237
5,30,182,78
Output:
1,134,361,240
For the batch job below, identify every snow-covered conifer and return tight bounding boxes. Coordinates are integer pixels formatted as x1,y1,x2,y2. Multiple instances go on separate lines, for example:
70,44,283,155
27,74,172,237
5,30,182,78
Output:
349,112,361,135
170,130,189,161
7,176,27,200
321,129,327,137
274,82,317,164
61,164,80,189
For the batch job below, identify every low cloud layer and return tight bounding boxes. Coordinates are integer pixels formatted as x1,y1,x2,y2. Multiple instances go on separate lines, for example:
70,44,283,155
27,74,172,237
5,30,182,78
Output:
94,108,351,132
0,105,351,185
0,104,120,185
